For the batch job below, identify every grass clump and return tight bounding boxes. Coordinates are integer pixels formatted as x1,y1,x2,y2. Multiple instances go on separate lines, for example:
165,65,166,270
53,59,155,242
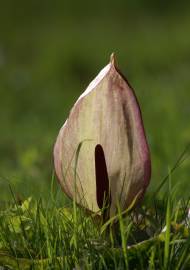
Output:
0,178,190,269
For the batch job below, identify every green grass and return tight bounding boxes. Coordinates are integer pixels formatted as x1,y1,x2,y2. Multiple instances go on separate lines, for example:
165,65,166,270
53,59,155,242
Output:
0,168,190,269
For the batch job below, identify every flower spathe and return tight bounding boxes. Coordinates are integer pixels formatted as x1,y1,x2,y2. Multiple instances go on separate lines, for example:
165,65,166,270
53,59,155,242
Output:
54,54,151,217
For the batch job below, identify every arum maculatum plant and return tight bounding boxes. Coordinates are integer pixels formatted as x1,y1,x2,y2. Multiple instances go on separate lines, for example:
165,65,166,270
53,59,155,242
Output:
54,54,151,221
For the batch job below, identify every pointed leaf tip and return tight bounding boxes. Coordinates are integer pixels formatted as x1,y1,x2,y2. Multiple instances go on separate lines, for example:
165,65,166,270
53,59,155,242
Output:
110,53,116,66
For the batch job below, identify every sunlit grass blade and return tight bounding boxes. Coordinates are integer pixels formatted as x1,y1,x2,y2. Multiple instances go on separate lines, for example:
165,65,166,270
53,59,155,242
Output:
100,189,143,234
163,168,172,269
117,201,129,270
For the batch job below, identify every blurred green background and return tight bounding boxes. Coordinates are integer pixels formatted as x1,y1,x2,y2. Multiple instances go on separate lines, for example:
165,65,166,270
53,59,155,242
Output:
0,1,190,201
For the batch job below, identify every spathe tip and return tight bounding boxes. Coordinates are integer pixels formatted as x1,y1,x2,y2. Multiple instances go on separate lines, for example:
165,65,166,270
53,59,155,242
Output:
110,53,117,67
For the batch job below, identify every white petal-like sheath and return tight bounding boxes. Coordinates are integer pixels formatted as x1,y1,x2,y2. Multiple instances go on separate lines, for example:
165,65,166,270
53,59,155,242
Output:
54,54,151,216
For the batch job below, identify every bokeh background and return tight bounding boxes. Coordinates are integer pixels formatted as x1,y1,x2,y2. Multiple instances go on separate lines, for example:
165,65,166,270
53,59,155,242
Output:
0,1,190,202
